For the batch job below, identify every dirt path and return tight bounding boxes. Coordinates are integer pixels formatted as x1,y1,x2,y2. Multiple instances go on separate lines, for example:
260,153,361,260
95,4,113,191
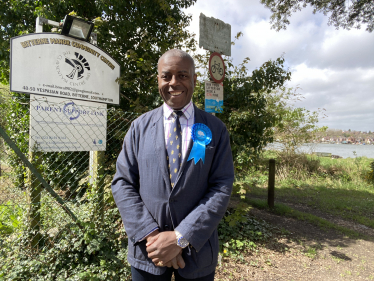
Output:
215,207,374,280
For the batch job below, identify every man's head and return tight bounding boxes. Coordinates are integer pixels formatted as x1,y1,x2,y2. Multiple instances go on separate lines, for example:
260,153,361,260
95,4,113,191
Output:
157,49,197,110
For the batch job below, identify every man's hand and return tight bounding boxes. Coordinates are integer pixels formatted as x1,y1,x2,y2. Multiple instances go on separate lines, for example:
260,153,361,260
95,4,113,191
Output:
146,231,182,265
145,229,160,243
164,250,185,269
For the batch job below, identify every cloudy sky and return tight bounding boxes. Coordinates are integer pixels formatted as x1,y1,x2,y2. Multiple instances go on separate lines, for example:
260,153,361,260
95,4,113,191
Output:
184,0,374,131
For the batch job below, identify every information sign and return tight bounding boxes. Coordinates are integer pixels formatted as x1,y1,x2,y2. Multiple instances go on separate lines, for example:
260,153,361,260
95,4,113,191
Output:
199,13,231,56
30,95,107,152
205,81,223,113
10,33,120,104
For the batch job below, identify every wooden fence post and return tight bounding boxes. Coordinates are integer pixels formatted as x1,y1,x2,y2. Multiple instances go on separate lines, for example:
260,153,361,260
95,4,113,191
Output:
28,151,42,248
89,151,105,223
268,159,275,208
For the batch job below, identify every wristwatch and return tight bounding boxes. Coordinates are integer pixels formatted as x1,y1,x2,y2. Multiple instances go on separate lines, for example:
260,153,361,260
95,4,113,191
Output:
175,230,189,248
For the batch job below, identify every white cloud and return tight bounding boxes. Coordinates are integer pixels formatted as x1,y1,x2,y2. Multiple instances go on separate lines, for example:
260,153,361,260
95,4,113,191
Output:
184,0,374,131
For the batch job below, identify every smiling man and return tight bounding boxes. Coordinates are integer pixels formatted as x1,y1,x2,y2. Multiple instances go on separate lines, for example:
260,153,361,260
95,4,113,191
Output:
112,49,234,280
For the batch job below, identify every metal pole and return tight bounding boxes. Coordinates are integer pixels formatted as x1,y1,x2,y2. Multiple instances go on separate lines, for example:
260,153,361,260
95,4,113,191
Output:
268,159,275,208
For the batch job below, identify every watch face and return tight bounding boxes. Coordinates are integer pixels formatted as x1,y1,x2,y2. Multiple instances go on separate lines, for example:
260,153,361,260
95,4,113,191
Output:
178,237,189,248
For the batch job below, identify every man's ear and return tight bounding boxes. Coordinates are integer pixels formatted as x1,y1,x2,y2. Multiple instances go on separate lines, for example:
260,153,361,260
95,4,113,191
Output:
193,74,197,87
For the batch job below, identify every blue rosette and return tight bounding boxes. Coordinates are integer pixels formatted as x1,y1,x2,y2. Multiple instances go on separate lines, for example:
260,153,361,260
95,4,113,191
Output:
187,123,212,164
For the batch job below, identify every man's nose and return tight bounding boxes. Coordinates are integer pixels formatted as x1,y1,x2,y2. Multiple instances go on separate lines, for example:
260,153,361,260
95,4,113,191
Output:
169,75,179,86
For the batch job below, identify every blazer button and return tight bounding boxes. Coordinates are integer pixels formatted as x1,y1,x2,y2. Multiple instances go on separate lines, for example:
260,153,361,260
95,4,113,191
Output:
164,225,169,230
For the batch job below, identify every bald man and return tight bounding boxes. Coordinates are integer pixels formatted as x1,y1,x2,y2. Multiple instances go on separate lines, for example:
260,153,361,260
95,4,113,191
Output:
112,49,234,280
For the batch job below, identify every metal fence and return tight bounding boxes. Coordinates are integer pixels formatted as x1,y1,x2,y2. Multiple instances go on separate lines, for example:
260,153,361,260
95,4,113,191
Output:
0,90,138,250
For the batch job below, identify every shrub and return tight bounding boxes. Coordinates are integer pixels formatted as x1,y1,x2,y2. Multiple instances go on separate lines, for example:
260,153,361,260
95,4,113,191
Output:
0,208,131,280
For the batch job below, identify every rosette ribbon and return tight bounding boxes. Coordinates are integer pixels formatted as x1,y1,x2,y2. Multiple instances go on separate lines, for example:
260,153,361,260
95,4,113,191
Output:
187,123,212,164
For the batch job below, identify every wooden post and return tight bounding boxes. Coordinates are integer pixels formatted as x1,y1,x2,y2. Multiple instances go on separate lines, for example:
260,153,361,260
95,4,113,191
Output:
268,159,275,209
89,151,105,223
28,151,42,248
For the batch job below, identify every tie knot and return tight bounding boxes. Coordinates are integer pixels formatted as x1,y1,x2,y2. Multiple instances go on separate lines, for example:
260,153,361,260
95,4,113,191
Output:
174,111,183,118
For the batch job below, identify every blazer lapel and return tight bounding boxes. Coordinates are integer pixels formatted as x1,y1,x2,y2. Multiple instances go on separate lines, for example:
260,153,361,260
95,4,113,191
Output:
152,107,172,191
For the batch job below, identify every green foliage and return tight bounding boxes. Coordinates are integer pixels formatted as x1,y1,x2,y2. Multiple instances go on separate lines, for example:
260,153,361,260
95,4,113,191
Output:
366,160,374,185
0,207,131,280
245,151,374,230
0,0,197,112
266,87,327,154
0,201,23,235
261,0,374,32
193,40,292,176
1,92,29,189
218,209,277,260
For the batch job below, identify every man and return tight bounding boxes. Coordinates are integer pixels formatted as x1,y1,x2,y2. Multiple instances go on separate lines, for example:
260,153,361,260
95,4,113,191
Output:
112,49,234,280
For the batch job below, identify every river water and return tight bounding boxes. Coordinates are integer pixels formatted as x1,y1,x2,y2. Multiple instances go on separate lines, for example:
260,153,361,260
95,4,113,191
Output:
268,143,374,159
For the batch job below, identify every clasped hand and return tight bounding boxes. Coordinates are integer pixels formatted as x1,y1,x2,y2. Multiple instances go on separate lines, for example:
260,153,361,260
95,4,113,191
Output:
146,231,185,269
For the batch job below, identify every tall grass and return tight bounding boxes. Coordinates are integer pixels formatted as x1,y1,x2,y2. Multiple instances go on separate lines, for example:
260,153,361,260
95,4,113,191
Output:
243,150,374,228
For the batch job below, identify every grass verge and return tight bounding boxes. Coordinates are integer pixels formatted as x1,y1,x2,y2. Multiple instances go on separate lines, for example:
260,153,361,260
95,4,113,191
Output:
241,151,374,230
246,197,370,240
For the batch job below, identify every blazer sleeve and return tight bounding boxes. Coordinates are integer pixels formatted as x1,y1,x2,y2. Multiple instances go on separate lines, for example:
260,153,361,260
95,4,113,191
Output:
175,123,234,252
111,122,159,245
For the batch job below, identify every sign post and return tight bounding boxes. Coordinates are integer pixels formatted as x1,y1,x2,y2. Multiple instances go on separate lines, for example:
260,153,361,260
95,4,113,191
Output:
199,13,231,114
10,17,120,227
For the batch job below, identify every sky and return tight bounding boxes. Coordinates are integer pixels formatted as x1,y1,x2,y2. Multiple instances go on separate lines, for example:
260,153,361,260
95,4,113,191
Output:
183,0,374,131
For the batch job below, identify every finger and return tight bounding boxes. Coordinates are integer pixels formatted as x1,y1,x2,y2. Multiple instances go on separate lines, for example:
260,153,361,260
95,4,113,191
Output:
171,257,179,269
165,261,172,268
152,258,160,264
146,234,159,247
176,254,185,269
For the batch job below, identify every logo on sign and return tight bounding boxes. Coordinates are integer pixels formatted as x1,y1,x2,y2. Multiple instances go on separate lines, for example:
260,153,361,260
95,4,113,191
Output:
56,51,91,85
63,101,80,120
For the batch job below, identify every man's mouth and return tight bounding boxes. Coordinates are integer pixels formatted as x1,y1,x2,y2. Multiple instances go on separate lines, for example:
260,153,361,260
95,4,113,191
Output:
169,91,183,97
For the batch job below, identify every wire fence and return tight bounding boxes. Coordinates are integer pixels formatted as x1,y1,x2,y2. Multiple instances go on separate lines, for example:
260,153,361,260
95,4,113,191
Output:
0,90,138,250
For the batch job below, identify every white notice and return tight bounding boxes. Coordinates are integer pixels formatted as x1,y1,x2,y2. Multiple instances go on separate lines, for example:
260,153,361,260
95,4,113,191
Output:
205,81,223,113
30,95,107,152
10,33,120,104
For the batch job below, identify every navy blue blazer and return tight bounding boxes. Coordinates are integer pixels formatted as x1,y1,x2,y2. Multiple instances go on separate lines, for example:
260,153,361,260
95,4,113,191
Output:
111,104,234,279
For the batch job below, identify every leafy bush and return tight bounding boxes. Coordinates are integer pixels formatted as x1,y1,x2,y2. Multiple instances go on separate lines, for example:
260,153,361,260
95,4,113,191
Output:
0,201,23,235
218,209,278,260
366,160,374,185
0,208,131,281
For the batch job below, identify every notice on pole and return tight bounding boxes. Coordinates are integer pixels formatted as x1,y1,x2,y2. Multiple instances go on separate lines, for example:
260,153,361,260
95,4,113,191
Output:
199,13,231,56
30,95,107,152
205,81,223,113
10,33,120,104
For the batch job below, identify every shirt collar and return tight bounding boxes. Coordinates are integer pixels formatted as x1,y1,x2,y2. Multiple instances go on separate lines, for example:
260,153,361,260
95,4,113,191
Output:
163,101,194,120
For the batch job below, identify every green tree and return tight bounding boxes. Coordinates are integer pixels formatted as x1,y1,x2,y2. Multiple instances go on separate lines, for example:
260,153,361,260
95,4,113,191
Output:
0,0,197,107
261,0,374,32
192,34,292,176
266,87,327,154
0,1,197,202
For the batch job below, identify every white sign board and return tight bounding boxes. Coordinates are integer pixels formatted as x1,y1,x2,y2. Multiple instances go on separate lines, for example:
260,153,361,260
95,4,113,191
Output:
10,33,120,104
30,95,107,152
199,13,231,56
205,81,223,113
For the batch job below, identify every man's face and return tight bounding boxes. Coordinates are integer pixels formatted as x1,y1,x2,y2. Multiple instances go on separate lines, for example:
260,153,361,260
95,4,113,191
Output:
157,55,197,110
